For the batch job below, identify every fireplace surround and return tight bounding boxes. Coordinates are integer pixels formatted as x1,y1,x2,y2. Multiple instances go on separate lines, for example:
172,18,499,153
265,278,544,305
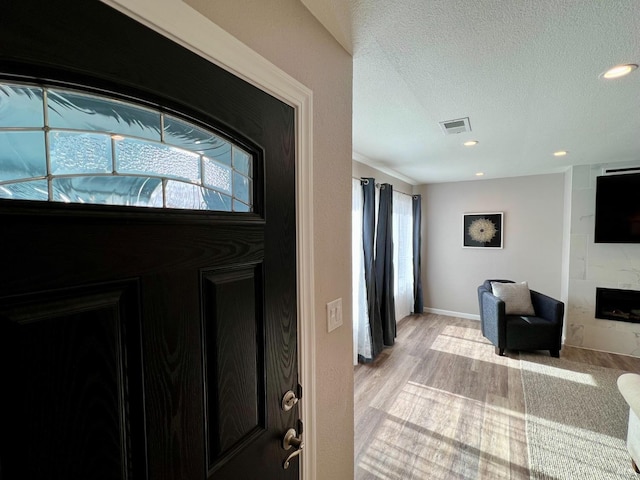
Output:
595,287,640,323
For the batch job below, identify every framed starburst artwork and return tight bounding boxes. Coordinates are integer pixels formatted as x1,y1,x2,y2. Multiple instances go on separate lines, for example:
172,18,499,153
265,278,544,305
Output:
463,212,503,248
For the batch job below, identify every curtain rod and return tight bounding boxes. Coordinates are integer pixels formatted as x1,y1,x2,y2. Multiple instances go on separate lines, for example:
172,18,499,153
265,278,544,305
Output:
352,176,417,198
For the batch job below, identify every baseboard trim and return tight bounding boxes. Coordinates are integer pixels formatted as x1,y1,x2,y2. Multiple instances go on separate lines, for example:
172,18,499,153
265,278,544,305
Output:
564,343,640,359
421,309,639,358
424,307,480,321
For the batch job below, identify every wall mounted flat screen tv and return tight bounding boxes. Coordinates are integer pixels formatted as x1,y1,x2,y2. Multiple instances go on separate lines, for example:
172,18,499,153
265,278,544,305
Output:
595,172,640,243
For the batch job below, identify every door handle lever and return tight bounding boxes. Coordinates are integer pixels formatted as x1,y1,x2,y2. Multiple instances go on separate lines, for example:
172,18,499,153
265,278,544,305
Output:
282,428,304,469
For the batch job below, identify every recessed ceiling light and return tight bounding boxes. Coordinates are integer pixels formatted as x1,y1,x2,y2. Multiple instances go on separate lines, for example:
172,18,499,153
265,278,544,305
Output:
553,150,568,157
475,172,484,176
601,64,638,79
464,140,479,146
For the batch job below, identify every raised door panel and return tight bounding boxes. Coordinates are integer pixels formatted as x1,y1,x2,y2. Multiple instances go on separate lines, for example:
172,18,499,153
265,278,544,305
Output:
0,282,146,480
202,264,265,472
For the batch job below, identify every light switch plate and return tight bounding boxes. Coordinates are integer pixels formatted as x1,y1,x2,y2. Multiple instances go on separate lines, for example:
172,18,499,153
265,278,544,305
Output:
327,298,343,332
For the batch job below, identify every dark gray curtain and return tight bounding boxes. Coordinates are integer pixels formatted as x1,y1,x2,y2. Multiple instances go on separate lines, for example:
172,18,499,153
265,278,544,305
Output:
375,184,396,346
412,195,424,314
361,178,383,360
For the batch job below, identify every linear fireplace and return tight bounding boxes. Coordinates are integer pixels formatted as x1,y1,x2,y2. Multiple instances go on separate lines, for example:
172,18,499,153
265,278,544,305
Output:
595,287,640,323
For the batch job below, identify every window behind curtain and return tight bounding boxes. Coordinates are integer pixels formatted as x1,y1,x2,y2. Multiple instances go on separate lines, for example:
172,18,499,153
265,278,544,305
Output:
352,178,371,364
393,190,414,322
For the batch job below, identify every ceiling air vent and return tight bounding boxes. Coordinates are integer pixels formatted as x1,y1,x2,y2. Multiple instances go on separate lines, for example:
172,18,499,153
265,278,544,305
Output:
439,117,471,135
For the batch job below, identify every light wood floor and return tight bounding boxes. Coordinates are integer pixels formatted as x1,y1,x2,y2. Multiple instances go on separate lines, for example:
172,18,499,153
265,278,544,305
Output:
354,314,640,480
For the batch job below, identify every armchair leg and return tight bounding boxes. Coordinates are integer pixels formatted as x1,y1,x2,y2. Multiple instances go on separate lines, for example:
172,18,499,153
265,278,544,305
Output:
550,349,560,358
495,347,505,356
632,459,640,474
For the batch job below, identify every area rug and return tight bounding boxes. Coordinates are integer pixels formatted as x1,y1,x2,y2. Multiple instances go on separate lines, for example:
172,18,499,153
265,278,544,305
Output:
520,352,637,479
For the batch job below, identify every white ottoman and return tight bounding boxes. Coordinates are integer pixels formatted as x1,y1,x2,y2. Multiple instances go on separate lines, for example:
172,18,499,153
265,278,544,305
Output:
618,373,640,473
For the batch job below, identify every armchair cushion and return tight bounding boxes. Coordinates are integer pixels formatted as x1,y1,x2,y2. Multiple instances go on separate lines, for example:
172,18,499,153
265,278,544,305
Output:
491,281,535,315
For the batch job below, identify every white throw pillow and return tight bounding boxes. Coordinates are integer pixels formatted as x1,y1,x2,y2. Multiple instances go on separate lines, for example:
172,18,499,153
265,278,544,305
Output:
491,281,535,316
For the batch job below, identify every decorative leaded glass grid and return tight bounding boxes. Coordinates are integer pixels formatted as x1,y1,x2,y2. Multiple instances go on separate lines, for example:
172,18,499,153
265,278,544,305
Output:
0,82,253,212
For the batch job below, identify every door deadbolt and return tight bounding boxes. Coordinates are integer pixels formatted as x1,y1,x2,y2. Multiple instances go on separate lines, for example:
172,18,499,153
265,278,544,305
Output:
281,390,299,412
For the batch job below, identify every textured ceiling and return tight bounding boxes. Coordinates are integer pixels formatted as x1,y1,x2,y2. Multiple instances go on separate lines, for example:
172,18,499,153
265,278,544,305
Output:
303,0,640,184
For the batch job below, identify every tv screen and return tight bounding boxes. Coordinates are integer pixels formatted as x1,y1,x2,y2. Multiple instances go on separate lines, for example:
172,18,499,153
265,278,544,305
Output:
595,172,640,243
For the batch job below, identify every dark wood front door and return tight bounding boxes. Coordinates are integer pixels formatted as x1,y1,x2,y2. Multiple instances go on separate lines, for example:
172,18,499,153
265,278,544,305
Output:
0,1,299,479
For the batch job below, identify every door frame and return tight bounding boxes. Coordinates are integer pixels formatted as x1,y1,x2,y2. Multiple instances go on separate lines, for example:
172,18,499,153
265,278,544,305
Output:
101,1,316,478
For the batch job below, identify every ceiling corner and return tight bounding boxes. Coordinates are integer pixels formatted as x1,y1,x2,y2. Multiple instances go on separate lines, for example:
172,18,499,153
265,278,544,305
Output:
300,0,353,54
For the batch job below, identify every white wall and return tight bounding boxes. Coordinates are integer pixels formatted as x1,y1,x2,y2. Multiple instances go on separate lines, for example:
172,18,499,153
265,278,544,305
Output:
566,164,640,356
417,174,565,317
184,1,354,477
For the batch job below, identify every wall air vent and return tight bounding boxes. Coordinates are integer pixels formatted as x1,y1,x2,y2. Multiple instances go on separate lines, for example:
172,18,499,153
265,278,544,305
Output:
439,117,471,135
602,166,640,176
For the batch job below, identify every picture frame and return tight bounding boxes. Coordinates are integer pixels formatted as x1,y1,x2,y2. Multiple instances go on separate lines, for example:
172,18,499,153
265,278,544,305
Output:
463,212,503,248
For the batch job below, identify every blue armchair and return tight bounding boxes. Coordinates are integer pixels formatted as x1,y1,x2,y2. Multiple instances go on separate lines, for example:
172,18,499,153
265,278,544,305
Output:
477,279,564,357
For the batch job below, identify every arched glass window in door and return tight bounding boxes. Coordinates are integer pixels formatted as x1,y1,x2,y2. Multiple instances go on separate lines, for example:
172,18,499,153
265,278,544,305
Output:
0,82,253,212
